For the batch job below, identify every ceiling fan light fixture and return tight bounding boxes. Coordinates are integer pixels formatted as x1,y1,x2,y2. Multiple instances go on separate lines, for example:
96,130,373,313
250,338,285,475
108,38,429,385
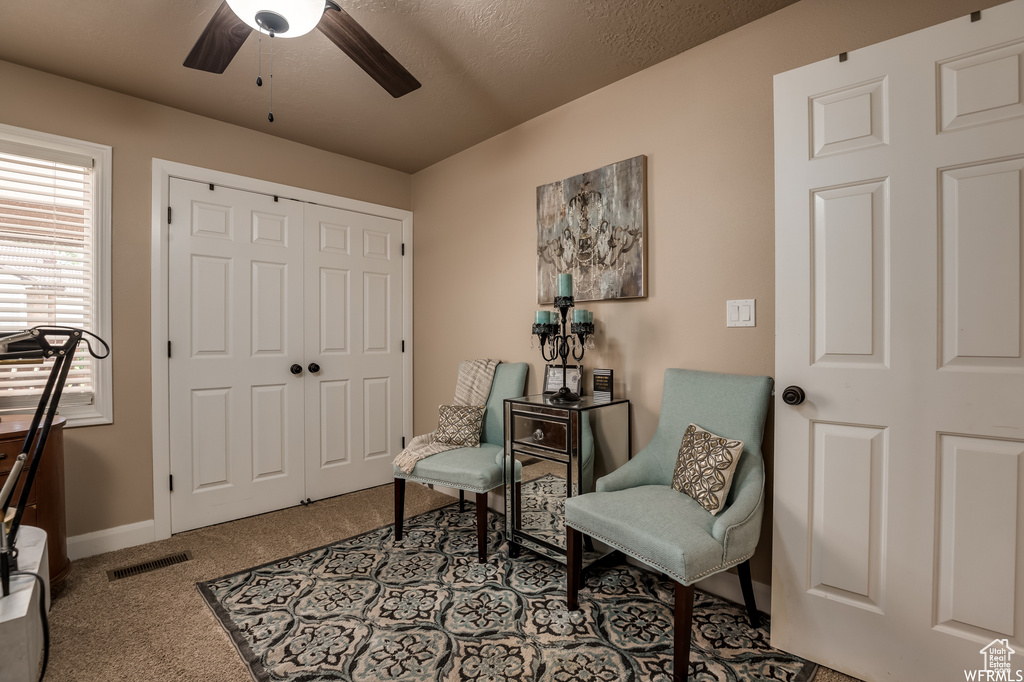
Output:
225,0,325,37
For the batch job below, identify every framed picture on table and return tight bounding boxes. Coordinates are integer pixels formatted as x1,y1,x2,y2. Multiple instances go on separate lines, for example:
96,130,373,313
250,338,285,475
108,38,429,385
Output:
543,364,582,395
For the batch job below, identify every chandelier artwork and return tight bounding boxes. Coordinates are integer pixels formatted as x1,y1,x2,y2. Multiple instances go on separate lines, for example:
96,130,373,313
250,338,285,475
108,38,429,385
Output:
537,155,647,303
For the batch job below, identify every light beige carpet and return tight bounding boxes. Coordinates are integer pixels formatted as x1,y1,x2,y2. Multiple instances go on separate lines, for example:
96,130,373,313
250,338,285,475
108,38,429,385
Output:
814,669,861,682
40,470,859,681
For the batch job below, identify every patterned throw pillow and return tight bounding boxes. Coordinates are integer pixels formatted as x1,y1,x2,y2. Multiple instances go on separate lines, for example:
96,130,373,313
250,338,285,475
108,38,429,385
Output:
671,423,745,515
435,404,486,447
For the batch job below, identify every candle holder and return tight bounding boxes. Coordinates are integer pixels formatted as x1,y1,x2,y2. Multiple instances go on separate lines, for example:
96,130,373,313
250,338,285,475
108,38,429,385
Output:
533,296,595,403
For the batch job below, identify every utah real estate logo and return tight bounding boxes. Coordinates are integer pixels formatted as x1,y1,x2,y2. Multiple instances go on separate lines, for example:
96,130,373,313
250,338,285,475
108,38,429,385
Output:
965,639,1023,681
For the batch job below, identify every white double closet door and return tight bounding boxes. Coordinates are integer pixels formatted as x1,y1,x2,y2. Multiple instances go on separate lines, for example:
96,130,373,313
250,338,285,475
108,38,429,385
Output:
167,178,403,533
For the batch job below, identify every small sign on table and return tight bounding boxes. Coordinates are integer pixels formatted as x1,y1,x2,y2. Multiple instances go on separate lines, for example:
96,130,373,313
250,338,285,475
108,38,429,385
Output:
593,368,613,402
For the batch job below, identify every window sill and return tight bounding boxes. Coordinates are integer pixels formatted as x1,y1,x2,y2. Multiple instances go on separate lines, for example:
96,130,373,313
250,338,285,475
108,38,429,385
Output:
0,405,112,428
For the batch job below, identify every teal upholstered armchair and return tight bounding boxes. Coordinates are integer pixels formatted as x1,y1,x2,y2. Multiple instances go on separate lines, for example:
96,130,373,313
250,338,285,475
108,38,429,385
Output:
565,369,773,681
394,362,528,563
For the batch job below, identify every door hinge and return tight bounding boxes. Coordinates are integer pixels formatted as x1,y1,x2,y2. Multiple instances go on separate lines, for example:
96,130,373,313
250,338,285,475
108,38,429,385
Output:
401,243,405,256
169,474,174,492
401,340,405,353
168,341,172,358
167,206,172,224
402,436,406,448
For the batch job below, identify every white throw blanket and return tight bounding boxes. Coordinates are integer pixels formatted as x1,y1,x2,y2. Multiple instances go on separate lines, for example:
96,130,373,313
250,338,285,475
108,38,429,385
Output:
393,359,499,474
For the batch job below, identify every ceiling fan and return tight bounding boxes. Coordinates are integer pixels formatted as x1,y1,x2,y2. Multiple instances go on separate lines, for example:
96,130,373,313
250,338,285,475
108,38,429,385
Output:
184,0,420,98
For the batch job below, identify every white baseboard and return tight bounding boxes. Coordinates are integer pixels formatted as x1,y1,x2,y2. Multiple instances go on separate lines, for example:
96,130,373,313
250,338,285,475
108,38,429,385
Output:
696,570,772,615
67,519,156,560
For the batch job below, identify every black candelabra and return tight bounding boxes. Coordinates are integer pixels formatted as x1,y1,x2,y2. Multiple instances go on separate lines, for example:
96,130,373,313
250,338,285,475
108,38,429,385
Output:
532,276,595,403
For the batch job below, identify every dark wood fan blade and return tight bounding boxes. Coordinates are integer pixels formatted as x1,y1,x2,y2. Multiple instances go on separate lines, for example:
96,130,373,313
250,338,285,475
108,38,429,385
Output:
318,6,421,98
184,1,252,74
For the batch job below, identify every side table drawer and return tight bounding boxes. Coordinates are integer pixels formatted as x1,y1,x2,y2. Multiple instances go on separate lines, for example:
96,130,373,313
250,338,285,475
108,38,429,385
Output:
513,414,567,453
0,439,25,469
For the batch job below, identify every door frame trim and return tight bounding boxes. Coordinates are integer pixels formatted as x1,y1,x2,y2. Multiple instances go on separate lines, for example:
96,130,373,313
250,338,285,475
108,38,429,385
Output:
150,159,414,541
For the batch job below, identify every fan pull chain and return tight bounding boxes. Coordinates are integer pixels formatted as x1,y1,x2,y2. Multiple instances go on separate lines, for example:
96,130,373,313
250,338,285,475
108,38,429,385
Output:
268,33,275,123
256,29,263,87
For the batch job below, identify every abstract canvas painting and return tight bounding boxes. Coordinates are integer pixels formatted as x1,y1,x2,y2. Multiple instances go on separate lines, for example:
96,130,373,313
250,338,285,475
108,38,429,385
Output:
537,155,646,303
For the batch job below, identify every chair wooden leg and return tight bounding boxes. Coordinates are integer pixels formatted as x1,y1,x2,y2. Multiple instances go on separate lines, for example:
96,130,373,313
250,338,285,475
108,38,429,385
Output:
459,489,465,512
674,581,695,682
567,526,583,611
737,559,760,628
475,492,488,562
393,478,406,541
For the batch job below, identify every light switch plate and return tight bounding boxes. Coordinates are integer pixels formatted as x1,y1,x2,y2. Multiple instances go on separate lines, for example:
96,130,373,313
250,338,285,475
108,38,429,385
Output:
727,299,755,327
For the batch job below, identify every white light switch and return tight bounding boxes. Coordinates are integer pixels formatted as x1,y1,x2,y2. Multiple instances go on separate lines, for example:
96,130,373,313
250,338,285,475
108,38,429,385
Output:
727,299,755,327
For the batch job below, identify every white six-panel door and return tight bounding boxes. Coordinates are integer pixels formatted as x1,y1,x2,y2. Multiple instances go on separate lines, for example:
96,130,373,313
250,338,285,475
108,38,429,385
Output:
167,179,403,533
773,3,1024,680
168,179,306,532
303,203,403,500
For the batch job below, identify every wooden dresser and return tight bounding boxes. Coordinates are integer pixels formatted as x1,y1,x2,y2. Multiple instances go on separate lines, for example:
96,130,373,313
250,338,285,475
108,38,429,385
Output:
0,415,69,588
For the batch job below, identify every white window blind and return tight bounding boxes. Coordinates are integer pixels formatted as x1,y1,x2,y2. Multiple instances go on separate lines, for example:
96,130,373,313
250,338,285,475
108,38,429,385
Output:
0,146,96,409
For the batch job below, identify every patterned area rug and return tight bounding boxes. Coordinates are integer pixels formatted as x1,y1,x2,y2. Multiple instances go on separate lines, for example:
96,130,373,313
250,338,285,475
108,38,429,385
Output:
198,476,816,681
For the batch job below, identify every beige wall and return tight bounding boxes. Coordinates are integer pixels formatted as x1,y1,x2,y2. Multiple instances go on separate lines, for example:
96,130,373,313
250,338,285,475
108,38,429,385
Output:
0,60,411,536
0,0,1007,574
409,0,1005,584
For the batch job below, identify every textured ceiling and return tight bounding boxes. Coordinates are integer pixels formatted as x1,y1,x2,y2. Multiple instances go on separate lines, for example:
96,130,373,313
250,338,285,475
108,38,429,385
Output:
0,0,798,173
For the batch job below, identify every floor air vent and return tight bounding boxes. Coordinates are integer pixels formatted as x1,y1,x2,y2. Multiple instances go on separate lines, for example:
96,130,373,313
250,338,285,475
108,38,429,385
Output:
107,551,193,581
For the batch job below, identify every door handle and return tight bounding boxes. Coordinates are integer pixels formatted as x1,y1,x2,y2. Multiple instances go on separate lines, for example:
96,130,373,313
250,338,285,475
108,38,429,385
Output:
782,386,805,405
308,363,320,373
290,364,303,375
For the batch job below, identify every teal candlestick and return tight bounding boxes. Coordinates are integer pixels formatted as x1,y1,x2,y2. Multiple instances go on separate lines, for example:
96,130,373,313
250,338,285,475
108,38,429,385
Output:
557,273,573,297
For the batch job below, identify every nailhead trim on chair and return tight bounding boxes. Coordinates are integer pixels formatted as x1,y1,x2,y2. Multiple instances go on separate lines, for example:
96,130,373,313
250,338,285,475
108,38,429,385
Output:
393,473,497,495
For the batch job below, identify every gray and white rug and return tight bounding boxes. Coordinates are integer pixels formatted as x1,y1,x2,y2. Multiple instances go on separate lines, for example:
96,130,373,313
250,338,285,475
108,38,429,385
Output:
198,476,816,681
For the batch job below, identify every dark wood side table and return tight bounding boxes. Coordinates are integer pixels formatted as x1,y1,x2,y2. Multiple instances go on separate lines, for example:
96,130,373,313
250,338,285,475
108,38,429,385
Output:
0,415,69,588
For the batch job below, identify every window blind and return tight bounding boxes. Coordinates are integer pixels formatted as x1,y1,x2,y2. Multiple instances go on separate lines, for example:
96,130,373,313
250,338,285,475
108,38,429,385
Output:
0,147,96,408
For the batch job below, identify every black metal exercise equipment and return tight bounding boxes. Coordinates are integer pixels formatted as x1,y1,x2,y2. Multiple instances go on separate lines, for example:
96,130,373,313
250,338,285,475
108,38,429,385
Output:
0,326,109,597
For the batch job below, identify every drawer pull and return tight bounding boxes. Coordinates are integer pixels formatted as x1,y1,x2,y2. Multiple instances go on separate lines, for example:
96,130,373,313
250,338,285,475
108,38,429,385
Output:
532,429,544,442
0,453,6,460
